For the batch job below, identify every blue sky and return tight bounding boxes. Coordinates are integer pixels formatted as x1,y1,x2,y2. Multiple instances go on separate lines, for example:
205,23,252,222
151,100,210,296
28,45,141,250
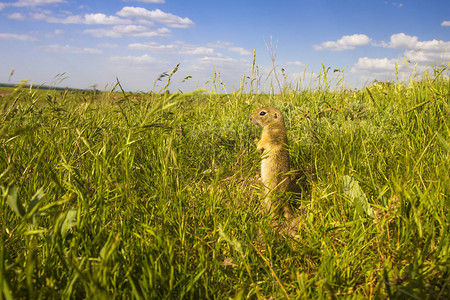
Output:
0,0,449,92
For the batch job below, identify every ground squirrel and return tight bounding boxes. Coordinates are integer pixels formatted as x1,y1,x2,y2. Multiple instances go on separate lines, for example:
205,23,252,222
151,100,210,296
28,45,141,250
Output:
250,107,294,219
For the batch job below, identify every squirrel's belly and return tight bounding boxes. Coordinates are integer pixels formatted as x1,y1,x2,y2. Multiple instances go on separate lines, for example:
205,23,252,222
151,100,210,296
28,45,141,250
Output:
260,155,271,187
260,153,280,188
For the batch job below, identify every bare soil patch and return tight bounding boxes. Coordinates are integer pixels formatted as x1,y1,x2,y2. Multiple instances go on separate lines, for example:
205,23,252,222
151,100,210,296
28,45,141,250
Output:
0,89,12,97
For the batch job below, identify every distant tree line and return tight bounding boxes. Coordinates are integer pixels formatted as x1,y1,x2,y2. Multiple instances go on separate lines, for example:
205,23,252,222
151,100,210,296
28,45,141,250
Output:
0,83,96,93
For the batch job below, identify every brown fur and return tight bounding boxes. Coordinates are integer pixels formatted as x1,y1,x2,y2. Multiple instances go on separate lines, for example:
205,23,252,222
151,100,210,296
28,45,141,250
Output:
250,107,293,219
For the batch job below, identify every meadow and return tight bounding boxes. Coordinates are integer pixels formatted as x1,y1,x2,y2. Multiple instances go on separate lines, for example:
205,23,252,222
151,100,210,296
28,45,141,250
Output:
1,64,449,299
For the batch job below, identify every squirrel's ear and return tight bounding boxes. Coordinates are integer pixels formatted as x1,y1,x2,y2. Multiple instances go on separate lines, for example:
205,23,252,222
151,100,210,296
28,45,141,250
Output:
274,112,278,119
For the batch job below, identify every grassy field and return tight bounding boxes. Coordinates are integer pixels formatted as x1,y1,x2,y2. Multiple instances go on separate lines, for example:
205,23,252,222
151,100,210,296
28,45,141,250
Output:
1,66,449,299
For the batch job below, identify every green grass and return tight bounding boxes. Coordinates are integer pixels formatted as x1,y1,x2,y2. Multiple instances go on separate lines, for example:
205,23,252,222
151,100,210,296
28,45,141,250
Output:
1,66,449,299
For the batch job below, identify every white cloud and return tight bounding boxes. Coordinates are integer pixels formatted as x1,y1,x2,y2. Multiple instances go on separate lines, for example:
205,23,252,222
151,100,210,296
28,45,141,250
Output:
206,41,251,55
352,57,399,73
350,56,425,84
32,12,131,25
404,50,447,64
129,41,176,51
45,29,64,38
381,33,450,51
13,0,66,7
185,55,252,91
206,41,232,48
193,55,239,68
136,19,155,26
415,39,450,52
0,32,38,41
53,29,64,35
84,25,170,38
42,44,102,54
110,54,160,65
8,13,26,20
179,42,215,56
286,61,305,67
229,47,251,56
386,33,418,49
128,41,216,56
117,7,194,28
82,13,131,25
123,0,165,3
442,21,450,27
314,34,372,51
384,1,403,8
183,46,214,56
351,33,450,84
0,3,7,10
31,13,57,22
379,33,450,63
98,43,120,48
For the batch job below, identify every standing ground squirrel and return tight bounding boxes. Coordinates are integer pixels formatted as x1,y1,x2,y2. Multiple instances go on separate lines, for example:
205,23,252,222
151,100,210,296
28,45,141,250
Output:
250,107,294,219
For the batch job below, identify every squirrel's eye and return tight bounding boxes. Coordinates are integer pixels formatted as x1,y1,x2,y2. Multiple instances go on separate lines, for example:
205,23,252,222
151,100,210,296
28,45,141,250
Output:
259,111,266,116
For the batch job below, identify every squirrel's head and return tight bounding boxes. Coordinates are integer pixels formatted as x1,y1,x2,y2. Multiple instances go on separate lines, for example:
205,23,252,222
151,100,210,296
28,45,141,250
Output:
250,107,285,128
